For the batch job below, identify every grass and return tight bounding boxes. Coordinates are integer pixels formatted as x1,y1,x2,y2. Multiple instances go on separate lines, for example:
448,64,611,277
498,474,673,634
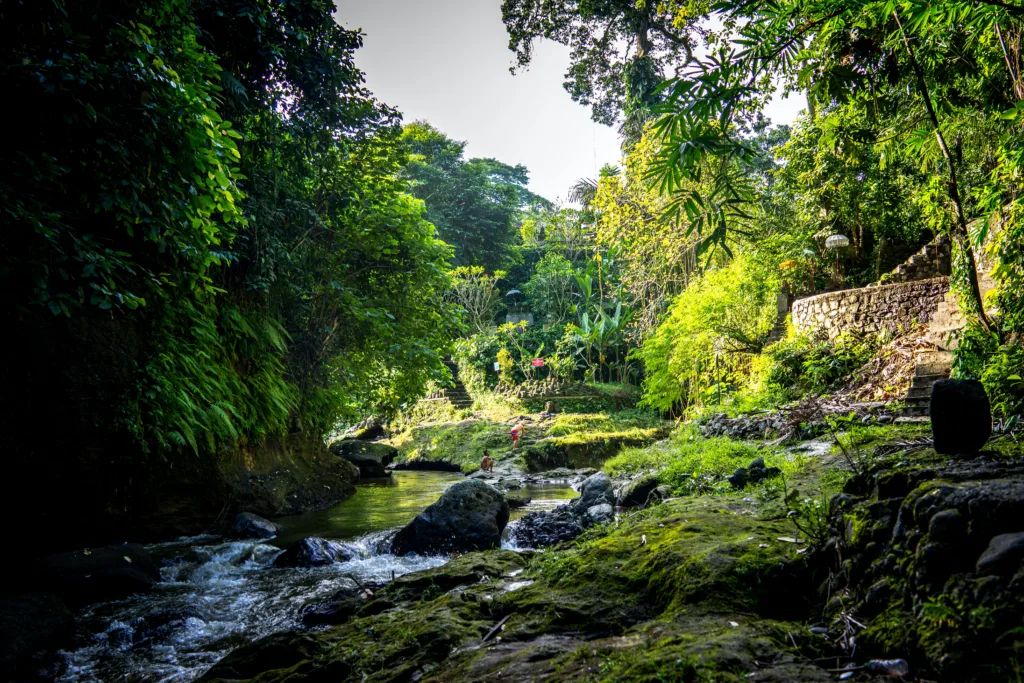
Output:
602,425,807,495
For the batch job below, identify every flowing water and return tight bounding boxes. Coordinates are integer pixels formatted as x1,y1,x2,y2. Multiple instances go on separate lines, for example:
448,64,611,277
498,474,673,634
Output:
56,471,576,683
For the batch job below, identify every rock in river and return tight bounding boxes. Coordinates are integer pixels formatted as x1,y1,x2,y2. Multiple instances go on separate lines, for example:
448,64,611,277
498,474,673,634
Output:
931,378,992,454
617,474,660,508
391,479,509,556
27,544,161,607
329,440,398,478
273,537,362,568
513,472,616,548
226,512,281,540
570,472,614,513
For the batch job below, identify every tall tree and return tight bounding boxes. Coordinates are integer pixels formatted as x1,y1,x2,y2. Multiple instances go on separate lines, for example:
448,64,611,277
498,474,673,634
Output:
644,0,1024,332
502,0,706,125
402,121,548,271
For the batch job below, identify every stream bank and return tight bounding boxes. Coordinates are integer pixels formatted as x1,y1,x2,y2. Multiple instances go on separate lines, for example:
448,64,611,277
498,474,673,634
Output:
6,471,578,683
198,424,1024,683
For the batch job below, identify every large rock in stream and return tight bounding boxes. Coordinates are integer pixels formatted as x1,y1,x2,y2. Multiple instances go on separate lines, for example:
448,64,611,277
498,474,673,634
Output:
513,472,615,548
226,512,281,540
273,537,362,568
391,479,509,555
25,544,161,607
329,440,397,478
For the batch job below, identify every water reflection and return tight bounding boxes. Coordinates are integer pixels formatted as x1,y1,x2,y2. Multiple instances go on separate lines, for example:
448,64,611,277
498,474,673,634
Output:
273,470,465,547
509,483,579,521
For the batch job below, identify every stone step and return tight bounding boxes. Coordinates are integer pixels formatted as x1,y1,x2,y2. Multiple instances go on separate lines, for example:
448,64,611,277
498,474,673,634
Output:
895,414,930,423
902,404,930,417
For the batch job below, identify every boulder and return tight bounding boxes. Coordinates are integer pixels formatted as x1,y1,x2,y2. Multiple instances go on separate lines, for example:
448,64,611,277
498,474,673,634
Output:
301,585,374,627
586,503,615,525
511,507,584,548
570,472,614,513
728,457,782,489
329,440,398,478
617,474,660,508
27,544,161,607
930,379,992,454
0,593,73,680
351,421,386,441
226,512,281,540
272,537,361,568
505,494,532,509
976,532,1024,577
391,479,509,555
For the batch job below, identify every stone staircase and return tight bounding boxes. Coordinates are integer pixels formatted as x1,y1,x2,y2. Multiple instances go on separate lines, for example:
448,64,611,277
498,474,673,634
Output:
902,350,953,418
439,358,473,409
885,234,951,284
925,266,998,351
900,241,998,418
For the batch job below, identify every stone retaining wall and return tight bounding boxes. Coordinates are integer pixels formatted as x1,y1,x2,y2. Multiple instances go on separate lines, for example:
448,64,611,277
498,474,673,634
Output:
792,277,949,339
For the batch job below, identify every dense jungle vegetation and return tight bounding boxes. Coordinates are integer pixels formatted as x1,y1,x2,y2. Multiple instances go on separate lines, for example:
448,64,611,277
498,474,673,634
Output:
2,0,1021,540
4,0,1024,681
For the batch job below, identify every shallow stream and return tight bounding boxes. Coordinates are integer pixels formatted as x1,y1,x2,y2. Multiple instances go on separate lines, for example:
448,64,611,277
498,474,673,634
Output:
57,471,576,682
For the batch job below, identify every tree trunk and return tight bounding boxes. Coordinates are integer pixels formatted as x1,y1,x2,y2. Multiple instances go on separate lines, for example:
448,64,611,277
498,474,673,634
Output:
895,12,995,334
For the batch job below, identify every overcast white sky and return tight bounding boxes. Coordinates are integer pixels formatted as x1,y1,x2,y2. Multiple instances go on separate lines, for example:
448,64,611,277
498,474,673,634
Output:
334,0,804,203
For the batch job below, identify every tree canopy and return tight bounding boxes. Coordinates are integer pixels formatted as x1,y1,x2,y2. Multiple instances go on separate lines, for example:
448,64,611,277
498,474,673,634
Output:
502,0,707,125
401,121,549,272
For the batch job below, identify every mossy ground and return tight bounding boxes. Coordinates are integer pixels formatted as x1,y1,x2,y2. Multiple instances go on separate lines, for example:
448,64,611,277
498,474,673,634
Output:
204,410,1024,683
203,487,838,683
388,407,665,473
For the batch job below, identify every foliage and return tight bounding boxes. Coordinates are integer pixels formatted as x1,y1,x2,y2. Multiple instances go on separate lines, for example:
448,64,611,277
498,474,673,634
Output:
402,121,548,271
523,253,578,324
603,426,798,495
768,107,931,287
762,330,881,399
643,0,1023,333
635,253,780,414
1,0,459,457
1,0,244,319
449,267,506,335
953,325,1024,419
592,132,701,337
501,0,707,125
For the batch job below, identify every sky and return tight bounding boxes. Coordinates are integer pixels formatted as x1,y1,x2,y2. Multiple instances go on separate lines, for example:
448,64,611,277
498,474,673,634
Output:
334,0,804,204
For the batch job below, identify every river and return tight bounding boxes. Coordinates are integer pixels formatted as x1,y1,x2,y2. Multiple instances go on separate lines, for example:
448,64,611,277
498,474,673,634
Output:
56,471,577,682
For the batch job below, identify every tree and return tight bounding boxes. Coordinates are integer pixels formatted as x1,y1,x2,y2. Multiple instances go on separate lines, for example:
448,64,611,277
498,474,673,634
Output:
401,121,549,271
1,0,461,457
644,0,1024,333
635,253,779,414
450,267,507,335
502,0,707,125
523,252,578,323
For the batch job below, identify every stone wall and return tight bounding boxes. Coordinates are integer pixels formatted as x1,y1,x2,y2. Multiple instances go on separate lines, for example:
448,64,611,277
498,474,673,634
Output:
792,277,950,339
